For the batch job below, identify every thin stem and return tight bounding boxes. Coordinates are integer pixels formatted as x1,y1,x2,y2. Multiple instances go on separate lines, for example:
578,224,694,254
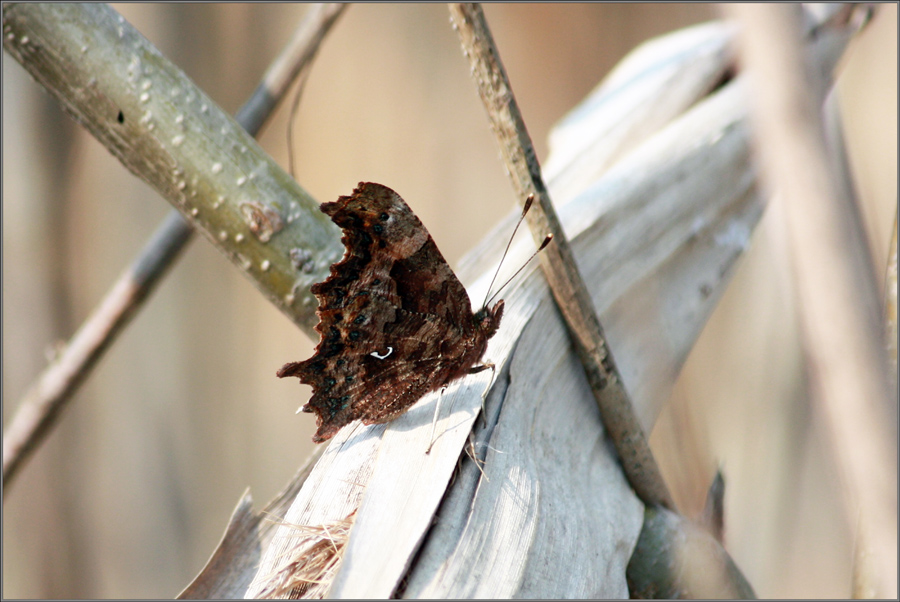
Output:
449,3,675,510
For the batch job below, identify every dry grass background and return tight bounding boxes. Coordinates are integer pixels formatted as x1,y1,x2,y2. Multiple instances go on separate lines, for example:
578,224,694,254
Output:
2,4,895,598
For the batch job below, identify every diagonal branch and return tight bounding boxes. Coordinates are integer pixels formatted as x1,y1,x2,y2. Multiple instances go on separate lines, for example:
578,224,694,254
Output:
2,3,347,491
448,3,674,510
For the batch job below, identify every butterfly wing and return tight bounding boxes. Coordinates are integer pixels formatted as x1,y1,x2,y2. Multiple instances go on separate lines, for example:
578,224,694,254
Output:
279,182,487,443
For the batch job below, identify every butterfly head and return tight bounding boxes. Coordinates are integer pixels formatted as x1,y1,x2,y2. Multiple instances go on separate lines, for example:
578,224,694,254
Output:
475,299,504,340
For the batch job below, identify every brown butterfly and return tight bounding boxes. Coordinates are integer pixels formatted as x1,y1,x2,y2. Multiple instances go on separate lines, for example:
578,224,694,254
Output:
278,182,507,443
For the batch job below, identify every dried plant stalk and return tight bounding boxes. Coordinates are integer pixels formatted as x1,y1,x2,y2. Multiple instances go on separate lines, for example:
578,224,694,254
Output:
252,511,357,599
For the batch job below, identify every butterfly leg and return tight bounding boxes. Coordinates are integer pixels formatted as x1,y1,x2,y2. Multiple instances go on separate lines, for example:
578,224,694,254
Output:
469,362,496,428
464,431,488,481
425,385,448,454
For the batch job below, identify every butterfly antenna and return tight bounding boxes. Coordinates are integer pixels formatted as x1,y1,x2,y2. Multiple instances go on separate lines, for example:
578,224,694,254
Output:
485,233,552,308
482,194,537,309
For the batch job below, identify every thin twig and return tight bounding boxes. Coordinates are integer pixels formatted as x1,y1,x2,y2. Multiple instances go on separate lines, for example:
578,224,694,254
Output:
2,4,347,492
448,3,674,510
724,4,895,598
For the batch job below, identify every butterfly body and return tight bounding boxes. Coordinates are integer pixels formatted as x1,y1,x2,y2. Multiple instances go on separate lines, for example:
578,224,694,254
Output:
278,182,503,443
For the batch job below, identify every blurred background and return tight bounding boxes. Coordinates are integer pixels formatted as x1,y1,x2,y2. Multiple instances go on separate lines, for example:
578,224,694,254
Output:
2,4,895,598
